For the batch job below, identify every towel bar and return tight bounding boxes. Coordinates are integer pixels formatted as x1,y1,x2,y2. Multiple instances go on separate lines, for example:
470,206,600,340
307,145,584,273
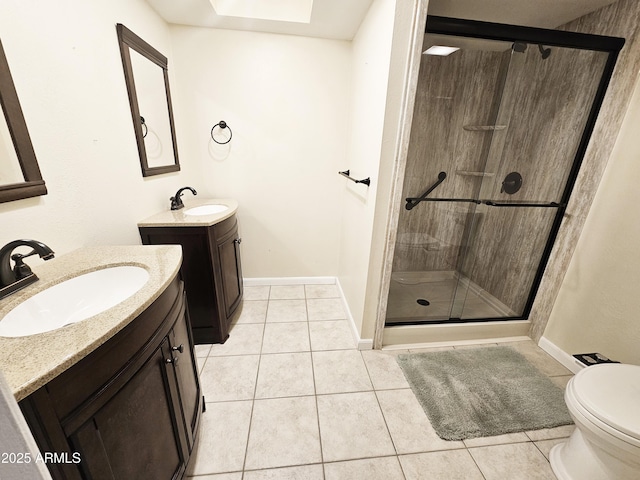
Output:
338,170,370,187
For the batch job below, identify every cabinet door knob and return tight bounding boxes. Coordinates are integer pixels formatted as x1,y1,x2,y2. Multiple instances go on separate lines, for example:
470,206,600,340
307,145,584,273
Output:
172,344,185,353
233,238,242,245
165,356,179,365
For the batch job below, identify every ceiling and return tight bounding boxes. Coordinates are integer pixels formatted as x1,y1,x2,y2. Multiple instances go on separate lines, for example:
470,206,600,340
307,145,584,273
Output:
145,0,374,40
145,0,619,40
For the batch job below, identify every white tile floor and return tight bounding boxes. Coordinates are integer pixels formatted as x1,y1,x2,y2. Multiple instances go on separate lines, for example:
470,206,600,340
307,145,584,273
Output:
188,284,574,480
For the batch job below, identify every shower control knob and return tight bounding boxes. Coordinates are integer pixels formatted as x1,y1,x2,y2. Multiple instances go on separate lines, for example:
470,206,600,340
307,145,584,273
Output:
501,172,522,194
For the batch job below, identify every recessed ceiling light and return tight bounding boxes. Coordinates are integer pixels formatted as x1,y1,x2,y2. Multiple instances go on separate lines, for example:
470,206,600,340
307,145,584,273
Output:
423,46,460,56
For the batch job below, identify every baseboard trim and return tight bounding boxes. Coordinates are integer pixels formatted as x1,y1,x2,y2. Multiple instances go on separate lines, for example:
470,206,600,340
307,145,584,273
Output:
243,277,336,286
335,278,373,350
356,338,374,350
538,336,584,374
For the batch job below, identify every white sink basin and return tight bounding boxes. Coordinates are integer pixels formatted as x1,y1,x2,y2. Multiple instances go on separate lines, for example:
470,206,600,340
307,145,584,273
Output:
0,266,149,338
184,204,228,216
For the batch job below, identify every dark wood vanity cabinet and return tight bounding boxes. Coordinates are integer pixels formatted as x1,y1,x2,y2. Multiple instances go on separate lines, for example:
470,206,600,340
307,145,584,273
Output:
19,275,202,480
71,339,184,480
139,214,243,344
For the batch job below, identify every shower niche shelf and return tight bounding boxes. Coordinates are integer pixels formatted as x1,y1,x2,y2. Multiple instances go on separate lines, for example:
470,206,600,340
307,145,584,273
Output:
463,125,507,131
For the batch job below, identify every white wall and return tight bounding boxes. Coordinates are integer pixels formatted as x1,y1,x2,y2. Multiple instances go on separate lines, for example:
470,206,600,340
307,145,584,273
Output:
0,0,202,256
337,0,397,337
360,0,429,345
543,69,640,365
169,26,351,278
0,0,405,342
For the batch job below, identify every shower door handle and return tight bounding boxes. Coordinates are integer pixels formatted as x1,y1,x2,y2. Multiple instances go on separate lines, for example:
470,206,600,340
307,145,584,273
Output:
410,198,481,204
405,172,447,210
483,201,566,208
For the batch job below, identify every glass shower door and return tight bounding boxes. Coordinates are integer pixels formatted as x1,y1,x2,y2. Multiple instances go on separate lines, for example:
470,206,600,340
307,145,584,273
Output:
452,42,610,321
386,20,617,326
387,33,515,324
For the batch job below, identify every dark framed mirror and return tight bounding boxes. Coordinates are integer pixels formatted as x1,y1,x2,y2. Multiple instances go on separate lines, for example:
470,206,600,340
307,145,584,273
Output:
116,24,180,177
0,38,46,204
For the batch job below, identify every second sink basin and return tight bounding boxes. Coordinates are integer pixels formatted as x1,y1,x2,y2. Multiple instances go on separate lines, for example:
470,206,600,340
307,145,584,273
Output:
0,266,149,338
184,204,228,216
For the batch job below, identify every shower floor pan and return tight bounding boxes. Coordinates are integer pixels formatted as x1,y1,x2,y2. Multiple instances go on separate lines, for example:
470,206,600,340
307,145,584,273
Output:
384,271,529,348
386,270,516,324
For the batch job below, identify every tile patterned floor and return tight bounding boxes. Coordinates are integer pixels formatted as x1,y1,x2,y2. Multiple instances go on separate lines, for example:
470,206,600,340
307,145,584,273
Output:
188,284,573,479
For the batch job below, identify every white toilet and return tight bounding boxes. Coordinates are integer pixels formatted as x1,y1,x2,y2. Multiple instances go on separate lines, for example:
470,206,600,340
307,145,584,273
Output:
550,363,640,480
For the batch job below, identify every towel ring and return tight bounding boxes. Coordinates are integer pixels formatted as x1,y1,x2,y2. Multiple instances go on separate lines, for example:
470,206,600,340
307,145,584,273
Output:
211,120,232,144
140,116,148,138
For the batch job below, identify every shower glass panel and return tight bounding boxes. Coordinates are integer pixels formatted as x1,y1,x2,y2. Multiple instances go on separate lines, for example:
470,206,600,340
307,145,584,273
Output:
386,17,621,326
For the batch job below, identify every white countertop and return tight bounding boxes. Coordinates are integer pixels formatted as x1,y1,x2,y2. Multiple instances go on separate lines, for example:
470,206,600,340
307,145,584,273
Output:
0,245,182,401
137,198,238,227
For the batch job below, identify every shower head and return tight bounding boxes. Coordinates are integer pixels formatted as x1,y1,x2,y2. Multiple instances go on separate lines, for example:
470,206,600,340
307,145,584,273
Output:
538,44,552,59
512,42,551,59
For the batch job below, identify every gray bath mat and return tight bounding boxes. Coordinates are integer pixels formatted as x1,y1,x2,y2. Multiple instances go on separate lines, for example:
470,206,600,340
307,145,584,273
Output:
396,346,573,440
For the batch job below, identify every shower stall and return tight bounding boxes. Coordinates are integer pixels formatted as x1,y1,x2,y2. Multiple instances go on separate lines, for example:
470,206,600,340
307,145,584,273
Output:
385,17,624,328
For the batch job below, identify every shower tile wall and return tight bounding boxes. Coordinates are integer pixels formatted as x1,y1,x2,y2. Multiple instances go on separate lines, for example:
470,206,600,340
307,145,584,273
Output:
395,39,608,317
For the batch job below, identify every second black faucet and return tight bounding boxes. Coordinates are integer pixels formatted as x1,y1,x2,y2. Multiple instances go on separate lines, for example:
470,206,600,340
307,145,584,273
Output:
170,186,197,210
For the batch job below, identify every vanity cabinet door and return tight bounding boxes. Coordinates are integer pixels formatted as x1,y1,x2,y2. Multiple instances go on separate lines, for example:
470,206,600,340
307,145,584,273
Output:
216,226,243,322
72,338,186,480
167,299,202,450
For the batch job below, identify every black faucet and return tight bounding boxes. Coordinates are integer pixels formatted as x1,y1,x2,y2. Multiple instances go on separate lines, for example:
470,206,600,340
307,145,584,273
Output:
0,239,54,300
170,186,197,210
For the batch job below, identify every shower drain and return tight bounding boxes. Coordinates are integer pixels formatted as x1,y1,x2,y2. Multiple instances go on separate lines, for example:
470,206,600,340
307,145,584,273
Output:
417,299,430,306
